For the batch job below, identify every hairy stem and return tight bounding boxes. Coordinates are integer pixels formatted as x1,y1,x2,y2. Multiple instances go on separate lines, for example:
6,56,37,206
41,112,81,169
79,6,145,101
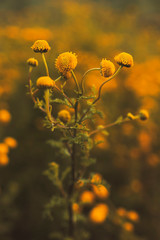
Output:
42,53,49,76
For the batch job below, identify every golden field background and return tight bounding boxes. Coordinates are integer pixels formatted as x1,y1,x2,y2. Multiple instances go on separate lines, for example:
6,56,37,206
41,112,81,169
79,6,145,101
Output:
0,0,160,239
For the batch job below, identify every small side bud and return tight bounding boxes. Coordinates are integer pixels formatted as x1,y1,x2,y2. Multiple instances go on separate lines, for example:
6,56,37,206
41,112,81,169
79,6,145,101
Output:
139,109,149,121
58,110,71,123
27,58,38,67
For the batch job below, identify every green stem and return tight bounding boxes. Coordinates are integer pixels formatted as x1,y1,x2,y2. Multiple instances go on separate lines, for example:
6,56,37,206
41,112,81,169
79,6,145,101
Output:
42,53,49,76
79,66,122,123
71,70,81,95
44,89,53,122
81,68,100,94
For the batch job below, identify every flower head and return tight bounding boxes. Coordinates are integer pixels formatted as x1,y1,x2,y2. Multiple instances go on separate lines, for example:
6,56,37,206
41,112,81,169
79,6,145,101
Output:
80,191,95,204
27,58,38,67
0,109,11,123
100,59,115,77
139,109,149,121
31,40,51,53
0,154,9,166
58,110,71,123
36,76,55,89
89,204,109,223
114,52,134,67
55,52,77,75
4,137,18,148
92,184,109,199
123,222,134,232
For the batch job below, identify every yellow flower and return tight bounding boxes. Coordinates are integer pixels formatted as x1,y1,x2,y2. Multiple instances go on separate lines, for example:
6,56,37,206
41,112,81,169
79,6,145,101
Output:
4,137,18,148
126,211,139,222
92,184,109,199
139,109,149,121
0,154,9,166
89,204,109,223
0,109,11,123
100,59,115,77
55,52,77,75
0,143,9,154
72,203,81,213
123,222,134,232
91,173,102,184
117,207,127,217
36,76,55,89
80,191,95,204
31,40,51,53
114,52,134,67
27,58,38,67
58,110,71,123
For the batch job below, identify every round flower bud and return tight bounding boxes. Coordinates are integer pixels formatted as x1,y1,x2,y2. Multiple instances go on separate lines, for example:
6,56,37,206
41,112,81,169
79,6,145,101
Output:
139,109,149,121
55,52,77,74
31,40,51,53
100,59,115,77
27,58,38,67
89,204,109,223
36,76,55,89
123,222,134,232
114,52,134,67
0,143,9,154
58,110,71,123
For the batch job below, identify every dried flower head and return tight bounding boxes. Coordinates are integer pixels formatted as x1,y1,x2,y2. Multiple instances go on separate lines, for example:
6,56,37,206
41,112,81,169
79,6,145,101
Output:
36,76,55,89
31,40,51,53
58,109,71,123
100,59,115,77
27,58,38,67
139,109,149,121
114,52,134,67
89,204,109,223
55,52,77,74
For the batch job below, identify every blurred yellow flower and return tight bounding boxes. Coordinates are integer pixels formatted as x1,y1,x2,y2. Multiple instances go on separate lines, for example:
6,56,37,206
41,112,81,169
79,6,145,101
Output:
114,52,133,67
92,184,109,199
0,154,9,166
100,59,115,77
0,109,11,123
126,211,139,222
0,143,9,154
89,204,109,223
123,222,134,232
117,207,127,217
72,203,81,213
36,76,55,89
80,191,95,204
91,173,102,184
31,40,51,53
4,137,18,149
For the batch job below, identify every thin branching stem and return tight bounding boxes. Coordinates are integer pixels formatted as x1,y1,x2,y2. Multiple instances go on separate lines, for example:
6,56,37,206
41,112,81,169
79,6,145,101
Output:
79,66,123,123
81,68,100,94
42,53,49,76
